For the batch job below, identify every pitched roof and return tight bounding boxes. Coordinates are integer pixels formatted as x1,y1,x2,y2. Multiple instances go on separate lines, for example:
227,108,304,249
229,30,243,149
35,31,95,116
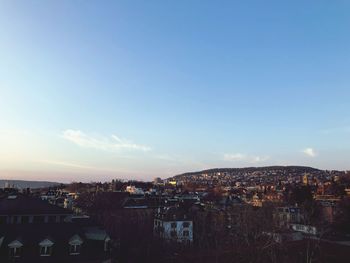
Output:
0,194,71,215
74,191,129,212
0,223,84,248
157,206,192,221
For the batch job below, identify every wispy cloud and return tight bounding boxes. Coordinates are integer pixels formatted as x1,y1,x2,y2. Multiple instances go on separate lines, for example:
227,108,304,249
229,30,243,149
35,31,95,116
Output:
62,130,151,152
251,156,270,163
224,153,246,161
35,159,139,175
302,148,316,157
37,159,101,170
224,153,269,163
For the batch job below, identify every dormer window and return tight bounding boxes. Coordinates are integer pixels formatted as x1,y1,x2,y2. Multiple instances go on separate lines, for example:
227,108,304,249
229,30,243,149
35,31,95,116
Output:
9,247,22,257
104,236,111,252
69,244,81,255
39,239,54,256
170,230,177,238
8,240,23,258
40,246,52,256
68,234,83,256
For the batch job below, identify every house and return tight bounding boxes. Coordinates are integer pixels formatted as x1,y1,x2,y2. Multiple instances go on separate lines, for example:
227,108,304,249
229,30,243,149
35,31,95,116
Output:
274,206,302,228
0,194,111,263
125,186,144,195
73,192,154,255
154,206,193,244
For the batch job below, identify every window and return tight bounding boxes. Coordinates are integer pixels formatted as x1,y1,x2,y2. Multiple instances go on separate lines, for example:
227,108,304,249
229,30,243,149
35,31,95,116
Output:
183,230,190,237
0,216,6,224
40,246,52,256
69,235,83,255
69,244,81,255
8,240,23,258
171,222,177,228
104,237,111,252
12,216,18,224
22,216,29,224
9,247,22,258
39,239,54,256
296,225,304,231
33,216,45,224
170,231,177,237
48,216,56,223
183,222,190,228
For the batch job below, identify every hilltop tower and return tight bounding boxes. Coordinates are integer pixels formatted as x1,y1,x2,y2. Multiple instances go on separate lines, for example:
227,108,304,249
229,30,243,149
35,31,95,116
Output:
302,173,309,185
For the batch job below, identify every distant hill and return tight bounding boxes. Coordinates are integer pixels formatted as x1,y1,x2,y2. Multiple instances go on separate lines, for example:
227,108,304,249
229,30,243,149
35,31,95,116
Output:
168,166,331,182
0,180,61,189
172,166,321,178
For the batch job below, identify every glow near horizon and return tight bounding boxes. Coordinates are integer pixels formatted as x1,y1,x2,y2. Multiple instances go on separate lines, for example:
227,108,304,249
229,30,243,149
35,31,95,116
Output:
0,1,350,182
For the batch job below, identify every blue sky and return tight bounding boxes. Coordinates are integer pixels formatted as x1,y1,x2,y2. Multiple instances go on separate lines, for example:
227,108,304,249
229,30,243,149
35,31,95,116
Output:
0,1,350,182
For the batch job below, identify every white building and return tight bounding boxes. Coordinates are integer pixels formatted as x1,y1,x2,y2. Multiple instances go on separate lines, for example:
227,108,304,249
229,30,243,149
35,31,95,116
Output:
291,224,317,236
125,186,144,195
274,206,302,228
154,207,193,244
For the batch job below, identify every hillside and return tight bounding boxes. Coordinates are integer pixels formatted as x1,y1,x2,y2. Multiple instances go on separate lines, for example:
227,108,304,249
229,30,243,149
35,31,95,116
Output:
172,166,321,179
167,166,341,185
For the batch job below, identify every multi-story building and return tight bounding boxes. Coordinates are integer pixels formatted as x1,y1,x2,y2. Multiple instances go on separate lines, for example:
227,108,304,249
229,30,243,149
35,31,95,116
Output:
0,193,111,263
154,207,193,244
125,186,144,195
274,206,302,228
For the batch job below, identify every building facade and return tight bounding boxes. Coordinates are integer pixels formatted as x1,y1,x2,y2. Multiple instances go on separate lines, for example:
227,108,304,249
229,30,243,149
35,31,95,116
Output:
154,207,193,244
0,194,111,263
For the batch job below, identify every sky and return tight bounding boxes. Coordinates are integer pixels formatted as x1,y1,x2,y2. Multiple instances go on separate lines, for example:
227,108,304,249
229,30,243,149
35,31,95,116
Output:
0,0,350,182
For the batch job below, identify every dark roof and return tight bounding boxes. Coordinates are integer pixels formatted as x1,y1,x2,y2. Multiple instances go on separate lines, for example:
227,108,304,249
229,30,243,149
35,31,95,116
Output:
0,223,83,246
75,191,129,208
0,195,71,215
0,223,110,263
122,197,150,208
157,206,192,221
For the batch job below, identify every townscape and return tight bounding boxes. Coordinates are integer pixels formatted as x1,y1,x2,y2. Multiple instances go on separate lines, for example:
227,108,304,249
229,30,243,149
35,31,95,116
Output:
1,166,350,262
1,1,350,262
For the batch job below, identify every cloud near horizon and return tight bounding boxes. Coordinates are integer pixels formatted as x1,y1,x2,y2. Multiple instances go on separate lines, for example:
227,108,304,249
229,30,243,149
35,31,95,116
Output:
37,159,104,170
223,153,270,163
62,130,151,152
302,148,316,157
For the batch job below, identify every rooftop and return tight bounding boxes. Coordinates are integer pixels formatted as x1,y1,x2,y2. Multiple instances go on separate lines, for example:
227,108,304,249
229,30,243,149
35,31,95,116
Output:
0,194,71,215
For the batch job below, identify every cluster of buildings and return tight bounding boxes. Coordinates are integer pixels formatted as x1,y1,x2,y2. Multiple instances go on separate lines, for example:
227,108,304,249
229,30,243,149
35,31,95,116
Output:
0,166,349,262
168,166,344,188
0,188,111,263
